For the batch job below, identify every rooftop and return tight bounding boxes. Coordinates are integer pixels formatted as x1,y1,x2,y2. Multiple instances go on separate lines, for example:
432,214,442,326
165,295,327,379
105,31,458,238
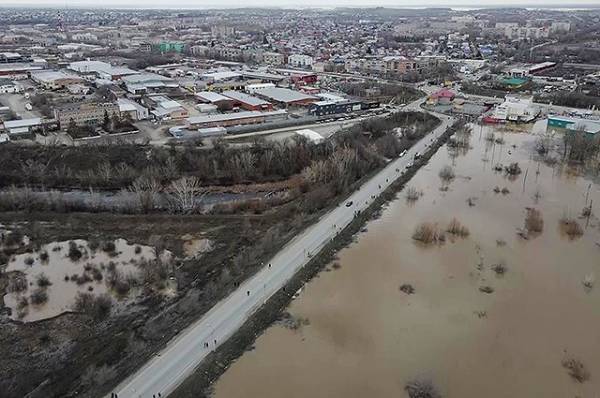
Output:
69,60,139,77
548,115,600,135
201,71,242,81
31,70,82,82
188,110,287,125
160,100,183,110
502,77,529,86
253,87,316,103
117,98,141,113
3,118,42,129
222,91,271,106
241,71,286,81
316,92,346,103
0,63,44,73
122,73,175,84
195,91,231,103
430,88,456,99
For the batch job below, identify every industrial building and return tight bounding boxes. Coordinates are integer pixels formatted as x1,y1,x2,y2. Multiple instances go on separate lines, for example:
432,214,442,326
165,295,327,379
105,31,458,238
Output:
509,62,557,77
121,73,178,95
309,100,363,116
487,95,540,123
245,83,276,94
0,63,45,79
222,90,273,111
68,61,139,81
240,71,285,84
195,91,233,106
253,87,317,107
0,54,48,80
547,116,600,137
117,98,149,121
1,118,43,136
144,95,188,120
30,70,85,90
202,71,242,83
187,110,287,129
0,52,29,64
54,102,119,128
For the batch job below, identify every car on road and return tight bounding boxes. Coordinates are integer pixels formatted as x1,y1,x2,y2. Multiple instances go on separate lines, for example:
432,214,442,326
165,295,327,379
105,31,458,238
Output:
399,150,407,157
414,152,421,159
345,201,353,207
406,162,414,169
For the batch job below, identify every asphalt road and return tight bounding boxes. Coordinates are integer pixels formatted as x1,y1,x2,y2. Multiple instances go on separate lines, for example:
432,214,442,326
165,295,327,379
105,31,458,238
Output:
111,101,453,398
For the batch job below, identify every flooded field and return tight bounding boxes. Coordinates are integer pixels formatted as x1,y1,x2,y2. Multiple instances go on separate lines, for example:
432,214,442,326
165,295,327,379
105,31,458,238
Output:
213,121,600,397
3,238,171,322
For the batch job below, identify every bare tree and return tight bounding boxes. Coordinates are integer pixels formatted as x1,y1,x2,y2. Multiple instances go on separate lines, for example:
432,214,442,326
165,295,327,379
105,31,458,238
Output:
129,176,161,213
169,176,205,213
96,161,112,182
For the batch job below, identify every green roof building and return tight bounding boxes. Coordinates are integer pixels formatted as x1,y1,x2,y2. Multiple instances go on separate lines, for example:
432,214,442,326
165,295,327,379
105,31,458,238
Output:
547,116,600,138
501,77,529,89
157,42,185,54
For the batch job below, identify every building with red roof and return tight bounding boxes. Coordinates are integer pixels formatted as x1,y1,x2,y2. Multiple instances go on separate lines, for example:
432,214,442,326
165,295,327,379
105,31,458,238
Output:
427,88,456,105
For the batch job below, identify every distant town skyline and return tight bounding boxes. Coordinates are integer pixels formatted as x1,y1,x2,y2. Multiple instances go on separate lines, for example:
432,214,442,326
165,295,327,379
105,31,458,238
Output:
2,0,600,9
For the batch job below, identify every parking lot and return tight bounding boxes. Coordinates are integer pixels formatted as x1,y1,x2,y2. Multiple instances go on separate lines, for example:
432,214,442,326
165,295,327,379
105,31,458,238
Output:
0,93,39,119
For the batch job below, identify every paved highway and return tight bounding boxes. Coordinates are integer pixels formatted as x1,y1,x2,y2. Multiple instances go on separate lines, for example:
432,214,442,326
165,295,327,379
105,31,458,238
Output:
111,101,453,398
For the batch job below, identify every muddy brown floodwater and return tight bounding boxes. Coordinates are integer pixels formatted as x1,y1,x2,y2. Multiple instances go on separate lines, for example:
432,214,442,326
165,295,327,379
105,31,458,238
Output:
213,121,600,398
3,238,170,322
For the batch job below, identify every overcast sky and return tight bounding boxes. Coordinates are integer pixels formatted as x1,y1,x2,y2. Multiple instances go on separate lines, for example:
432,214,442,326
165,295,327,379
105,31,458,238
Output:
2,0,599,8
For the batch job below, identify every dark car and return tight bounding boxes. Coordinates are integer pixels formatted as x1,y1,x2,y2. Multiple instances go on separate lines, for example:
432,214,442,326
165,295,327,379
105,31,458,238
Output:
345,201,353,207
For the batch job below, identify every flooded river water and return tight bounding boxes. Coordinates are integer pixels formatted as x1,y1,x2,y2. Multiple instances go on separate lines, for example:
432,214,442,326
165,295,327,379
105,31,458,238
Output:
213,121,600,397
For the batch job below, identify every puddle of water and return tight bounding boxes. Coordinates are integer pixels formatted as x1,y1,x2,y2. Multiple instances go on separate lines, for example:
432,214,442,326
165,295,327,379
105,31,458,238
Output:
3,239,167,322
213,120,600,398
